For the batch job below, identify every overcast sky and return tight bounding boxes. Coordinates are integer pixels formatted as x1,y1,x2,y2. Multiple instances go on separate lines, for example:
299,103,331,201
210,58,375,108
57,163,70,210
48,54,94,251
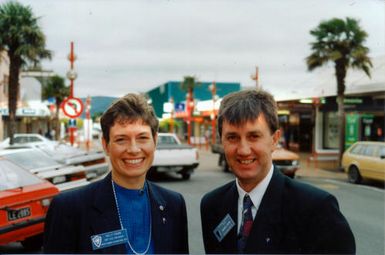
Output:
14,0,385,100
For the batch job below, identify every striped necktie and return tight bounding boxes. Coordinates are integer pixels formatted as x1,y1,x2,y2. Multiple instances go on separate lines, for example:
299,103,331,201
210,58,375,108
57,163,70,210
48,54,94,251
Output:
237,194,254,253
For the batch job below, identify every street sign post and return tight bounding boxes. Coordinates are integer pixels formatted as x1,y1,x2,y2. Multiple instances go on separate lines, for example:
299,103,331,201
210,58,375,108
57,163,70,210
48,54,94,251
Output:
61,97,84,118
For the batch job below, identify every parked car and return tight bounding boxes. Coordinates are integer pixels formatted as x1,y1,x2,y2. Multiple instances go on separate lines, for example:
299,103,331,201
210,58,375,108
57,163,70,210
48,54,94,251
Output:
0,157,59,250
0,148,93,189
342,141,385,184
0,133,56,149
212,142,300,178
150,133,199,180
35,143,108,179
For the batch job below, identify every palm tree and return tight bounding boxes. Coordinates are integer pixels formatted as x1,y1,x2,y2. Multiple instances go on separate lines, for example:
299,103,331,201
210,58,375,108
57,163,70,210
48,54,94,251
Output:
180,76,199,144
306,17,372,167
42,75,70,140
0,1,51,144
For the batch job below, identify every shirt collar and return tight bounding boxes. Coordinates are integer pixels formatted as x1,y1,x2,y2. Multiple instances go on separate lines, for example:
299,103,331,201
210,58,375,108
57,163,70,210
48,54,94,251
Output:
236,164,274,211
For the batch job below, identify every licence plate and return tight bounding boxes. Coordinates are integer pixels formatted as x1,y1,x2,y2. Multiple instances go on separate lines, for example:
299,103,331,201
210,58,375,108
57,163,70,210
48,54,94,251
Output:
7,207,31,221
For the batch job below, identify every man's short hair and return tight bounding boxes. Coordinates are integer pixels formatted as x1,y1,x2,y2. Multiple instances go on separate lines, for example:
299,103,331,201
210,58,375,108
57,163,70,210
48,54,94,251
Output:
217,89,278,137
100,93,159,144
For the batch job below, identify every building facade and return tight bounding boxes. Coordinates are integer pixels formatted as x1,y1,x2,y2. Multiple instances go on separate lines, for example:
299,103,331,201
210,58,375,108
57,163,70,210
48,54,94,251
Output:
146,81,240,143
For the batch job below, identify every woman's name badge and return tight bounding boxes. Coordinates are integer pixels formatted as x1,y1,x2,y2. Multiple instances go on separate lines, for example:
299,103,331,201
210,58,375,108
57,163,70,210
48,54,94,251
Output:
213,214,235,242
91,229,128,250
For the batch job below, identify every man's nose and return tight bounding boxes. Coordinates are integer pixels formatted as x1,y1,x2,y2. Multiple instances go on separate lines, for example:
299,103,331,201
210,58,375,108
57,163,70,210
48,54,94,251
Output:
237,139,251,155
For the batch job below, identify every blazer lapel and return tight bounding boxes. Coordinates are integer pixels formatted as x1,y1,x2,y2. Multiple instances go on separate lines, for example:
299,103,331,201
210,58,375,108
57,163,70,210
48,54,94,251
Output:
246,169,285,253
216,181,239,253
89,173,126,254
147,181,168,254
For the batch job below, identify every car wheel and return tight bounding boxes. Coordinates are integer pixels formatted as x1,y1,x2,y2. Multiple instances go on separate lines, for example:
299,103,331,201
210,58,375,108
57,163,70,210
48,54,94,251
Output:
21,234,43,251
182,173,191,180
348,166,362,184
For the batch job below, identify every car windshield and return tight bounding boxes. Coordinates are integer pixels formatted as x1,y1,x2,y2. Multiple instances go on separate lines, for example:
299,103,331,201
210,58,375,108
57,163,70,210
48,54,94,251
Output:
0,159,43,191
2,149,60,170
158,136,178,145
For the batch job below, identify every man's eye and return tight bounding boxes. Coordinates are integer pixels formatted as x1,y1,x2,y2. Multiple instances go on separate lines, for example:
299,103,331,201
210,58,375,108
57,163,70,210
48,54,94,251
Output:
226,136,238,142
249,134,260,140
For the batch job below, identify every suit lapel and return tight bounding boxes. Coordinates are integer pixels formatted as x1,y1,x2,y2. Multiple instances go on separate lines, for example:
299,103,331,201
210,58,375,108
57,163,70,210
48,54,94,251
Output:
246,169,285,253
216,181,239,253
147,181,168,254
89,173,126,254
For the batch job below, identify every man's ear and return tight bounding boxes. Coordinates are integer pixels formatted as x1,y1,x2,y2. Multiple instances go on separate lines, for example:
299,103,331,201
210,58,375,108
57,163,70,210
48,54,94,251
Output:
102,136,109,156
272,129,281,148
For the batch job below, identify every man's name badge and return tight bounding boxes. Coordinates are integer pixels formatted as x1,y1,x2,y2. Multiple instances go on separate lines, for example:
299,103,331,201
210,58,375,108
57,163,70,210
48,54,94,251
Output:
213,214,235,242
91,229,128,250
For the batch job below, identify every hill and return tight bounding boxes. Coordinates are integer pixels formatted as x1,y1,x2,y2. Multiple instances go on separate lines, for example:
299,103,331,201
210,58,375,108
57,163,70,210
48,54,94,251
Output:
80,96,118,118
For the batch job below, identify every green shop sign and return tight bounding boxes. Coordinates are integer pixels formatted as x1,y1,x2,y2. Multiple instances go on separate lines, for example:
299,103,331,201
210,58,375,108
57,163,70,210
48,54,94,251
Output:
345,114,359,149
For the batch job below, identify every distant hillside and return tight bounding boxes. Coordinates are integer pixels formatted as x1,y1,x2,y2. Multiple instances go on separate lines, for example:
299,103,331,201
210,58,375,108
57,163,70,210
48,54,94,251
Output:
80,96,118,118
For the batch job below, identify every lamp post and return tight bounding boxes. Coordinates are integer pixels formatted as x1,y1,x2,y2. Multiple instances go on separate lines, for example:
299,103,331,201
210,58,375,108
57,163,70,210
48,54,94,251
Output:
186,92,194,145
85,96,91,151
66,41,78,146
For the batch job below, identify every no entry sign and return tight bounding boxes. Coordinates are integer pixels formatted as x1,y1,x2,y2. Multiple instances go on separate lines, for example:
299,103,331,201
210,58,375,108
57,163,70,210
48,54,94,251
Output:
61,97,84,118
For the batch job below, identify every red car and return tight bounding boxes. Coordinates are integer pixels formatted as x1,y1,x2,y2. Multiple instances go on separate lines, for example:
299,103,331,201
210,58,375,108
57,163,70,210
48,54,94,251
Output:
0,157,59,250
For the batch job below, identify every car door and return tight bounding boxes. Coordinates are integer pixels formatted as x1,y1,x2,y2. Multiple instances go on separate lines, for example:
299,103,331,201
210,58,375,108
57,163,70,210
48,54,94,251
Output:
369,145,385,181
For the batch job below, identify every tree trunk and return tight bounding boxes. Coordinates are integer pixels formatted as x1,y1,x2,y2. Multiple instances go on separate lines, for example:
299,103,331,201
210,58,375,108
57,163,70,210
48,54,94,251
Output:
8,54,21,145
335,60,347,169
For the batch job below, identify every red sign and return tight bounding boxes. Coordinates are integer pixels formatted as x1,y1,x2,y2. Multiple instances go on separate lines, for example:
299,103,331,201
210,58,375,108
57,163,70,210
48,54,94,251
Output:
61,97,84,118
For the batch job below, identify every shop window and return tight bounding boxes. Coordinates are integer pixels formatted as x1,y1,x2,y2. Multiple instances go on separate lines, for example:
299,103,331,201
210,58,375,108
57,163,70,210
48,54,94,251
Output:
323,112,339,149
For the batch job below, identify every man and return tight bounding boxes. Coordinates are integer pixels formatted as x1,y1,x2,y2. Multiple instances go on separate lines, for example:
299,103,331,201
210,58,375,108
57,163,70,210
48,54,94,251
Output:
200,89,355,254
44,94,189,254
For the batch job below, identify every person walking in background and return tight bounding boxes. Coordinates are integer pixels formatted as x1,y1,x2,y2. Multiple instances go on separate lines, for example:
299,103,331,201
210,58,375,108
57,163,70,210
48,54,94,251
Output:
200,89,355,254
44,93,189,254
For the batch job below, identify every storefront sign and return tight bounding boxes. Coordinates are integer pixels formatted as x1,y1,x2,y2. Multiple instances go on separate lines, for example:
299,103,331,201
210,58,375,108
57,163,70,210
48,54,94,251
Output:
345,114,359,149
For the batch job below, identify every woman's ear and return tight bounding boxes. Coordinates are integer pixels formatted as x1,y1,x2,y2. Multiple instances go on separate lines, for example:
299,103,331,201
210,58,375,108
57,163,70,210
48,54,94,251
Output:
101,136,109,156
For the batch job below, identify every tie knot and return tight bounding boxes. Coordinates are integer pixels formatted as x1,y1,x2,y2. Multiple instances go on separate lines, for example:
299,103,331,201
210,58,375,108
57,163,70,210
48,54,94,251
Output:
243,194,253,209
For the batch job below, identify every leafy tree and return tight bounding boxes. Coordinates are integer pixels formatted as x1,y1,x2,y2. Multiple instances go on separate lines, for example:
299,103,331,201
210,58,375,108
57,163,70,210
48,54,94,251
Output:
42,75,70,140
306,17,372,166
0,1,51,144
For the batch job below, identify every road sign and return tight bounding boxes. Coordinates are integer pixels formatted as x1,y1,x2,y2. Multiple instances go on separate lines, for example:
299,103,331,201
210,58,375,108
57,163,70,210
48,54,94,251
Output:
61,97,84,118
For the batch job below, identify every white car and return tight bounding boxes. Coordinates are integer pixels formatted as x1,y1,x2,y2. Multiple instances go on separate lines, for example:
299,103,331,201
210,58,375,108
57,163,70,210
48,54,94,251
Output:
150,133,199,180
0,133,57,149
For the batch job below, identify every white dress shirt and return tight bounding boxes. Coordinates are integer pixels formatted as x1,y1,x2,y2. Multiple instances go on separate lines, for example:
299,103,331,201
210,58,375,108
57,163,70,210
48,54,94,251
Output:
236,165,274,234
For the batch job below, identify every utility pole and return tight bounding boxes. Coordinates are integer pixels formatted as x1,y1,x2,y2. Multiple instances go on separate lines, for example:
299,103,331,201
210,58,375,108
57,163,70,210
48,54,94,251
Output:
251,66,259,89
66,41,78,146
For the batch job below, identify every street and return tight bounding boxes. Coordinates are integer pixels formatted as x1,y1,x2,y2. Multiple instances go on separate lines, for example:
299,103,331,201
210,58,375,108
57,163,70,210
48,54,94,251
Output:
1,149,384,254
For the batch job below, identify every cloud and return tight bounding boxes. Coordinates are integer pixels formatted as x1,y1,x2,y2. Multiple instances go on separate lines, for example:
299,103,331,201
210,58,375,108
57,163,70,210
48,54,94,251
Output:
19,0,385,99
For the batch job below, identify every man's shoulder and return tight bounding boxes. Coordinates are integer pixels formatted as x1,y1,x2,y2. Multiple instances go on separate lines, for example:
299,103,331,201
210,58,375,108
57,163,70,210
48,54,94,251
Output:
279,173,335,207
201,180,235,203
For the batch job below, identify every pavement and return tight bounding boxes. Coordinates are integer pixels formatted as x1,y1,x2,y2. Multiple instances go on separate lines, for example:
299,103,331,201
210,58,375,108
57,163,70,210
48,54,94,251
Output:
296,152,348,181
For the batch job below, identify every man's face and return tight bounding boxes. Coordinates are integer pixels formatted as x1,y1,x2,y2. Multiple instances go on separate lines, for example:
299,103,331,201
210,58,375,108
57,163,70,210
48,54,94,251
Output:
102,120,157,188
221,114,280,191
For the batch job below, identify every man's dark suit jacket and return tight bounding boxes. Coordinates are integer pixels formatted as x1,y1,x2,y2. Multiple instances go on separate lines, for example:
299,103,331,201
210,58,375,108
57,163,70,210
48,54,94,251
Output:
200,169,355,254
43,173,189,254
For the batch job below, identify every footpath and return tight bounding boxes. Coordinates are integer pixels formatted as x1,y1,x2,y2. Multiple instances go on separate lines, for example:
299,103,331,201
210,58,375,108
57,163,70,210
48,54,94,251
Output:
295,152,347,181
